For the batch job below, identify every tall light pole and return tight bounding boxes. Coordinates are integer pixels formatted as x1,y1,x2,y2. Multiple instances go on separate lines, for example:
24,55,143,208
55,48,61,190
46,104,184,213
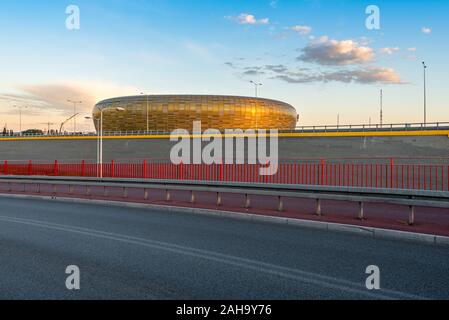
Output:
85,116,100,173
13,105,28,135
422,61,427,125
86,106,125,178
250,81,262,130
140,92,150,132
67,99,82,133
380,89,383,127
250,81,262,98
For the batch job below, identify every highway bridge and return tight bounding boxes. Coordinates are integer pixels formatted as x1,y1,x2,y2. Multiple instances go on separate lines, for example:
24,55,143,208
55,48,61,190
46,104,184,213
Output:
1,196,448,299
0,175,448,299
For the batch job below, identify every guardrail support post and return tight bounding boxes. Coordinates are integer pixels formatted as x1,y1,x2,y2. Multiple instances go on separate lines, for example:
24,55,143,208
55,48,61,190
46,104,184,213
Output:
278,196,283,212
358,201,365,220
144,189,149,200
315,199,322,216
166,189,171,202
216,192,222,207
123,187,128,198
245,194,250,210
36,183,40,194
190,190,195,204
408,205,415,225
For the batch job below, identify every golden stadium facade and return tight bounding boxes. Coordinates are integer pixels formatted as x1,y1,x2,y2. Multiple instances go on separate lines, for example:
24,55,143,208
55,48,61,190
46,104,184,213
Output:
93,95,298,132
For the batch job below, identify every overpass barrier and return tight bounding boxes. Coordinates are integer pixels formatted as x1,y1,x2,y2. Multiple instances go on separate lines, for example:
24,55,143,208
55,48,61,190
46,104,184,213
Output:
0,176,448,228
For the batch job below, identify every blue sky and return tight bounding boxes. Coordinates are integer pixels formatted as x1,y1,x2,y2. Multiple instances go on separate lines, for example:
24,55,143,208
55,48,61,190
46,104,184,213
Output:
0,0,447,131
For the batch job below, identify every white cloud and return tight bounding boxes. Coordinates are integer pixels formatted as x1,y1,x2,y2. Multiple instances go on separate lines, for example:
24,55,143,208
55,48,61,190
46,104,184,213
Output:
270,66,402,85
290,25,312,36
298,36,374,66
270,0,278,8
421,27,432,34
379,47,400,55
347,67,402,84
407,47,417,52
226,13,269,25
0,81,138,115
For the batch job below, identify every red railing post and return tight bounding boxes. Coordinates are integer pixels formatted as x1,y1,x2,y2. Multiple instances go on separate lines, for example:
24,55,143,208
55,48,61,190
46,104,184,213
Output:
321,159,325,185
418,165,421,190
81,160,85,177
180,161,184,180
390,158,394,189
54,160,58,176
266,161,269,184
143,160,147,179
111,160,116,178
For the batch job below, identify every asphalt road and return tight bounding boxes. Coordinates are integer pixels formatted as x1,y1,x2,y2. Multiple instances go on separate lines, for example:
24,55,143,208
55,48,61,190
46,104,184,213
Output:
0,197,448,300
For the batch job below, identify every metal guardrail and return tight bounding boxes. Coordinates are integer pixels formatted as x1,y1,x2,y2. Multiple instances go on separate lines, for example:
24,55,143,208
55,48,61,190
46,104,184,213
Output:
1,176,448,225
2,121,449,138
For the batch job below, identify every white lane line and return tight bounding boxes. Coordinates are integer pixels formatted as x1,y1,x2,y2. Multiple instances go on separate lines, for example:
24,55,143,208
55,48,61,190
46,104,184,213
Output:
0,215,427,300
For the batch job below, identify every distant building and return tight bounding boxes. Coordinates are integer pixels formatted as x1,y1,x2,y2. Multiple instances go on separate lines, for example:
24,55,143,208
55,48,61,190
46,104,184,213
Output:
93,95,298,132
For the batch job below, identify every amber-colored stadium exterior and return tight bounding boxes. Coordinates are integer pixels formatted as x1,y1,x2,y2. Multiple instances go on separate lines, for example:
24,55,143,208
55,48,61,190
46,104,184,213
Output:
93,95,298,132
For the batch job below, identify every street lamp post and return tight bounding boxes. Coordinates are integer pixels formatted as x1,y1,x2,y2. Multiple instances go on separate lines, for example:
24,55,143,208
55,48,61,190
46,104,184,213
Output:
13,105,28,135
86,106,125,178
250,81,262,130
85,116,100,171
422,62,427,125
67,99,82,133
140,92,149,132
250,80,262,98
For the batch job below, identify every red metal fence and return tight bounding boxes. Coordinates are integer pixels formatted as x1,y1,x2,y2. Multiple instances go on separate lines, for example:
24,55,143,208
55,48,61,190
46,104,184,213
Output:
1,159,449,192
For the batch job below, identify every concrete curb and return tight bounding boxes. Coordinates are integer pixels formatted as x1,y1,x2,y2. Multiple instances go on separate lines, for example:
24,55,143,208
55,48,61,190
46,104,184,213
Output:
1,193,448,247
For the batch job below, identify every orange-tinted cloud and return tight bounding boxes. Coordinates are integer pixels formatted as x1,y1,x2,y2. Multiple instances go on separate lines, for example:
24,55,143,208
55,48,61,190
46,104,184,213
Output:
298,36,374,65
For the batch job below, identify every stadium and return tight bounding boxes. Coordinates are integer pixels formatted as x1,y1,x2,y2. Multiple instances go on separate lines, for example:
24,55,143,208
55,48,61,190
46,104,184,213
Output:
92,95,299,132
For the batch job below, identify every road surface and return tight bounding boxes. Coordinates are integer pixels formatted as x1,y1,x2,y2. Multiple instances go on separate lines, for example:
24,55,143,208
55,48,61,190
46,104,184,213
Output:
0,197,448,299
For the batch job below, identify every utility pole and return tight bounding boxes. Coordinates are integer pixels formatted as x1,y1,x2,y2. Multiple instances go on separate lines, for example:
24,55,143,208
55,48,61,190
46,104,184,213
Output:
380,89,383,127
42,122,55,134
67,99,82,133
13,105,28,135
